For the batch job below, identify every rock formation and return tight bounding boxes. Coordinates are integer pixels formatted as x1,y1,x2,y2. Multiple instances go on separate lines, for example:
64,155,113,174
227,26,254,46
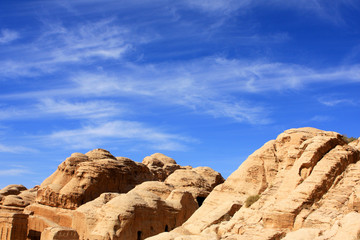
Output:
2,127,360,240
5,149,223,240
71,166,224,239
36,149,155,209
0,185,37,208
148,127,360,240
142,153,182,181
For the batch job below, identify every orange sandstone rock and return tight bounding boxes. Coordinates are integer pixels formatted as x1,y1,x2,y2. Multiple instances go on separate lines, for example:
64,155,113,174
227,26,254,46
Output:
148,127,360,240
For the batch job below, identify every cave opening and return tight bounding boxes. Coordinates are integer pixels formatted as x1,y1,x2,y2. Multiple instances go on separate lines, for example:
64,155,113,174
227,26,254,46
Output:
28,230,41,240
196,196,206,207
137,230,142,240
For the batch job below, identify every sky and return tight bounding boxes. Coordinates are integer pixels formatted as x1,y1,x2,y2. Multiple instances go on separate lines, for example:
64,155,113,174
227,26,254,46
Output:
0,0,359,189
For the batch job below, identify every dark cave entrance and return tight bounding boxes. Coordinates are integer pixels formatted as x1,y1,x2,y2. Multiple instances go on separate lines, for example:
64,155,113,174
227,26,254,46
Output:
196,196,206,207
28,230,41,240
137,230,142,240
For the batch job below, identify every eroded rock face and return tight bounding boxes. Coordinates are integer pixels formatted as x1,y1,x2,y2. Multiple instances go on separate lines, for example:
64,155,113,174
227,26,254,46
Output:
148,127,360,240
165,167,225,203
0,185,38,208
27,149,224,239
36,149,155,209
72,166,224,240
0,184,27,196
73,182,197,240
142,153,181,181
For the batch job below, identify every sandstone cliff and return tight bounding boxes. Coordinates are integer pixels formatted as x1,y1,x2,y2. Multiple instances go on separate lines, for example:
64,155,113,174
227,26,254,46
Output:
148,127,360,240
2,127,359,240
17,150,224,240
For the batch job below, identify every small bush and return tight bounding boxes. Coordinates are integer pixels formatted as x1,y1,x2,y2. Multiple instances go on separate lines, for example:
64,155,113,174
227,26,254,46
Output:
342,134,357,143
245,194,260,208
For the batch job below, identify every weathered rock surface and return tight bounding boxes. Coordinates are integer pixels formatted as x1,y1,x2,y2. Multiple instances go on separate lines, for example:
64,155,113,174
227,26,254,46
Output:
72,166,224,240
165,167,224,204
0,185,37,208
8,150,223,239
142,153,181,181
0,184,27,196
36,149,155,209
41,226,79,240
148,128,360,240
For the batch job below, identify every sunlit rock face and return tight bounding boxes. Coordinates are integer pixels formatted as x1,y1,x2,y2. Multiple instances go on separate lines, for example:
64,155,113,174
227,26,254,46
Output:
72,161,224,240
36,149,156,209
0,184,38,208
148,128,360,240
27,149,224,239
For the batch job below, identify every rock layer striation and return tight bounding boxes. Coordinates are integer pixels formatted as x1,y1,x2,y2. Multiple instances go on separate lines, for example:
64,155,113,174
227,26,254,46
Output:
149,127,360,240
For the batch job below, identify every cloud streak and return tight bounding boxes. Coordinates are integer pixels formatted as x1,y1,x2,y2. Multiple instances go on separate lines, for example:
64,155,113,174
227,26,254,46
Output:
1,58,359,124
0,29,19,44
0,18,133,77
0,143,35,153
46,120,194,151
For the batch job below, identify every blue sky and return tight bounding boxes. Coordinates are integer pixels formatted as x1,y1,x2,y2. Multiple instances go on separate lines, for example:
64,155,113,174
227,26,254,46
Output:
0,0,359,189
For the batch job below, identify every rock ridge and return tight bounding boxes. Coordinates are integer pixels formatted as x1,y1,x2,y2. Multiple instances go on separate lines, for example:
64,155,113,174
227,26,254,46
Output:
148,127,360,240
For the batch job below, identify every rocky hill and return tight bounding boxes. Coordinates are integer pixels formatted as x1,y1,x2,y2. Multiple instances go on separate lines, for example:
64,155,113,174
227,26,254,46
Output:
149,127,360,240
1,127,359,240
0,150,224,240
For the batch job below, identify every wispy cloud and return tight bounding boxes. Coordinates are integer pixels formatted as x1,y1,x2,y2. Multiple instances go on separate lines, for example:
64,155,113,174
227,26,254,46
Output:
46,120,194,150
0,143,35,153
0,99,124,120
0,29,19,44
37,98,124,119
318,96,356,106
0,168,30,176
1,58,359,124
310,115,331,122
40,18,131,62
0,18,133,77
182,0,253,14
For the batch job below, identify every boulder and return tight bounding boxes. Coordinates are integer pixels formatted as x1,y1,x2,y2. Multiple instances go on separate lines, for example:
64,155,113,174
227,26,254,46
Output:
0,184,27,196
142,153,181,181
36,149,155,209
165,167,224,205
2,195,29,208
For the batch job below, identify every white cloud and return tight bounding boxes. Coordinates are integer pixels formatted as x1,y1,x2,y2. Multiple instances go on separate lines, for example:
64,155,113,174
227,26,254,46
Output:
0,143,35,153
46,120,194,150
0,99,124,120
1,58,359,124
318,97,356,106
310,115,331,122
182,0,253,13
0,169,30,176
44,18,131,62
0,29,19,44
0,19,133,77
37,98,123,119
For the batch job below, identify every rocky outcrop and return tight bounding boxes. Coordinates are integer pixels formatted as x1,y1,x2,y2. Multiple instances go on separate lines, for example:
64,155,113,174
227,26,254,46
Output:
73,182,196,240
0,185,37,208
0,185,27,196
14,149,223,239
148,128,360,240
72,166,224,240
142,153,181,181
36,149,155,209
165,167,224,205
